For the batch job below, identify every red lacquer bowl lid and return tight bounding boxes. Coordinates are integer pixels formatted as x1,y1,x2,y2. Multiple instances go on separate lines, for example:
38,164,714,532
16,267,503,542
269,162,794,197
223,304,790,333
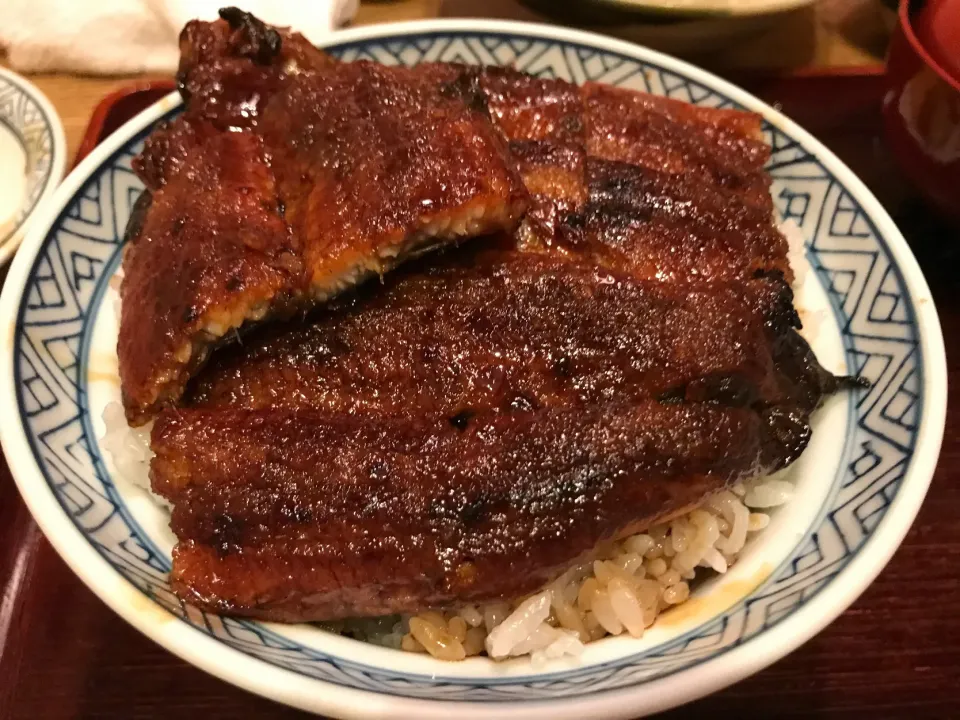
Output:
913,0,960,83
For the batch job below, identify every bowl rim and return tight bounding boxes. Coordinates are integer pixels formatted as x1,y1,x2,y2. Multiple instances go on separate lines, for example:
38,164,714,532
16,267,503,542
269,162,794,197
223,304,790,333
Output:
0,18,947,719
0,66,67,267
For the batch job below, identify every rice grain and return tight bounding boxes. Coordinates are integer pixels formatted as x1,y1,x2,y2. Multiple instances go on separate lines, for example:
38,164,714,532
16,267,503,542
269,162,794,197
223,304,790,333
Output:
409,617,466,661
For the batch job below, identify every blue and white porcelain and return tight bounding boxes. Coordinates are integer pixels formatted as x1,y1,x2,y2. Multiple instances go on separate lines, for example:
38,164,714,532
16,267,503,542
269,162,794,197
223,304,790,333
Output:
0,67,65,266
0,21,946,719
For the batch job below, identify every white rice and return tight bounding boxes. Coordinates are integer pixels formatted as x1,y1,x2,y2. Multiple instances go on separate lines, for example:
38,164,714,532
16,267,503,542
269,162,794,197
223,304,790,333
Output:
781,218,825,343
100,402,162,505
100,222,810,663
781,218,807,289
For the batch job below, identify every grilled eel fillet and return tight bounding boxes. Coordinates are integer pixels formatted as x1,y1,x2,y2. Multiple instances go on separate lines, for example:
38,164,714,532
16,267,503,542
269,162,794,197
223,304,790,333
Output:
118,10,527,425
146,20,853,621
186,69,802,420
153,403,766,621
187,251,790,419
452,66,789,281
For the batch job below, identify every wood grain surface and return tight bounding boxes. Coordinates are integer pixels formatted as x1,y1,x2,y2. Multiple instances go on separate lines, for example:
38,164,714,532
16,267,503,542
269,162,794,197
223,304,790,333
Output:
1,2,958,718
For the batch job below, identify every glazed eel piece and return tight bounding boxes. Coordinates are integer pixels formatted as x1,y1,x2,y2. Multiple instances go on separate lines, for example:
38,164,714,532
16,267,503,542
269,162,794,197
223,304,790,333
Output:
151,31,858,621
153,402,766,621
118,10,527,425
185,68,806,425
186,250,791,420
452,66,844,462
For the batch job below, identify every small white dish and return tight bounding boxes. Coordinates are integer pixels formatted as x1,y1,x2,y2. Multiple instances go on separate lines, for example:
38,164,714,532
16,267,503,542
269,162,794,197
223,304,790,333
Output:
0,19,946,720
0,67,65,266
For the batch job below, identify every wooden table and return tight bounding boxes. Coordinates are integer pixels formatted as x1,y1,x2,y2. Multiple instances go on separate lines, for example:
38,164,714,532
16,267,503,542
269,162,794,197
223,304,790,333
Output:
2,1,959,718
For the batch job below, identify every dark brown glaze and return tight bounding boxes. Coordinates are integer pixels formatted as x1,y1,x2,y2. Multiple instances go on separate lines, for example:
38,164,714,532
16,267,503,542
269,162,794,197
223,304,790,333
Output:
176,9,333,129
120,14,317,425
562,158,792,284
581,81,772,210
119,120,301,426
419,66,780,267
468,66,587,246
509,140,587,247
256,60,528,298
121,12,853,621
152,403,764,620
186,251,784,414
771,328,857,411
759,328,868,470
134,116,207,193
120,21,529,423
583,82,769,158
469,66,585,144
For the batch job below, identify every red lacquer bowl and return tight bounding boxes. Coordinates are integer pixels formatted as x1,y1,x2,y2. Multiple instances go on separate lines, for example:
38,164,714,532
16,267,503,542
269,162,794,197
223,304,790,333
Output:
883,0,960,221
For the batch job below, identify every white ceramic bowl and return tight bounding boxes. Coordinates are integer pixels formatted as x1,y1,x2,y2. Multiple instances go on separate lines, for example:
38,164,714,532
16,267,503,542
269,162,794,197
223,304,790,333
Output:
0,20,946,720
0,67,65,266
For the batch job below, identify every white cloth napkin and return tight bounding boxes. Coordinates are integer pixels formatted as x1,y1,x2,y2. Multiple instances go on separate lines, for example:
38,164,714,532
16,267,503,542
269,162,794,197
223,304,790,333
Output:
0,0,359,75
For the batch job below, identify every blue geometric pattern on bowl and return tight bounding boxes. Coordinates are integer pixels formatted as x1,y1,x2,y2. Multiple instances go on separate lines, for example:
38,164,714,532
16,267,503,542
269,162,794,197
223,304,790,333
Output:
0,72,56,247
13,31,920,700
